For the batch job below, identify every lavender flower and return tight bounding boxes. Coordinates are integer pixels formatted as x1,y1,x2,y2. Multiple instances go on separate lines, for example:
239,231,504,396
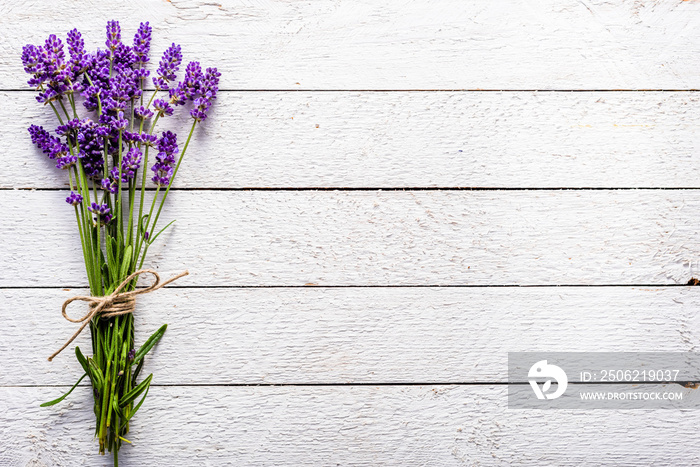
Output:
56,154,78,170
170,61,202,105
192,68,220,122
152,131,178,186
116,147,142,182
133,22,151,65
190,97,211,122
81,50,111,112
88,202,112,224
56,118,82,137
101,177,118,194
67,29,85,62
153,98,174,117
103,67,140,112
24,21,220,461
153,43,182,90
111,111,128,131
21,44,41,75
28,125,68,160
123,131,142,144
202,67,221,100
75,120,105,178
134,105,154,120
106,20,121,50
67,29,88,75
32,34,71,103
44,34,66,66
66,191,83,206
140,133,157,147
113,43,136,70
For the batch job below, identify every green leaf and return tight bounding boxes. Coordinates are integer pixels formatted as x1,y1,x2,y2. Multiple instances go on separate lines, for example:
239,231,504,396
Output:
75,346,89,374
105,236,118,284
139,215,150,238
40,373,87,407
105,236,114,266
133,324,167,364
119,246,132,281
119,373,152,408
102,263,111,288
124,380,151,421
112,394,123,419
88,359,105,388
132,357,144,384
148,219,176,245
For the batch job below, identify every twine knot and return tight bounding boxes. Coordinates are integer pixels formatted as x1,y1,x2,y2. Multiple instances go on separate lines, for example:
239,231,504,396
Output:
48,269,188,361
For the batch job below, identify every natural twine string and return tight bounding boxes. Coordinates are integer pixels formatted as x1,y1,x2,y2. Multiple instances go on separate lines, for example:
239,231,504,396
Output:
48,269,189,362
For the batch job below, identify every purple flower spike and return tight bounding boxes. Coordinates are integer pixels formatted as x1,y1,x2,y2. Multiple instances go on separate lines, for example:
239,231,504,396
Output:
171,61,203,105
202,67,221,100
123,131,142,144
28,125,69,160
44,34,65,63
135,105,154,120
75,119,105,179
111,111,128,131
133,22,152,64
113,43,136,69
21,45,41,75
153,43,182,89
153,98,174,117
28,125,54,154
120,147,143,181
152,130,178,187
106,20,121,50
101,177,118,194
66,191,83,206
66,29,89,75
56,154,78,169
67,29,85,60
140,133,158,147
88,202,112,225
190,97,211,122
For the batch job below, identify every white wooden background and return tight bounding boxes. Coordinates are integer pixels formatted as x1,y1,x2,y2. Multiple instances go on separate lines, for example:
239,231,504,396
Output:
2,0,700,465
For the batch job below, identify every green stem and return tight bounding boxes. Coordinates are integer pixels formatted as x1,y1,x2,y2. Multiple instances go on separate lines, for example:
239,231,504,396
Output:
133,113,161,266
48,101,64,125
138,120,197,269
68,93,78,119
126,178,136,255
58,99,71,122
68,169,93,287
116,130,124,260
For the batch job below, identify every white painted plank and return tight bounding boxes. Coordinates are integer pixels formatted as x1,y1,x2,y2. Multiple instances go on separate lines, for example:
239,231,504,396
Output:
7,91,700,189
6,0,700,90
1,190,698,287
2,386,699,466
3,287,699,386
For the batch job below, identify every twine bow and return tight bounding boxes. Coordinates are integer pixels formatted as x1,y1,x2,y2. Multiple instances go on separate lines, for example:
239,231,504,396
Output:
48,269,189,362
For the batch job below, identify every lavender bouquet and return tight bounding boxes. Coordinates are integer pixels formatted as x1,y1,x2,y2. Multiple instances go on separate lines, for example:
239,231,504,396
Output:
22,21,219,463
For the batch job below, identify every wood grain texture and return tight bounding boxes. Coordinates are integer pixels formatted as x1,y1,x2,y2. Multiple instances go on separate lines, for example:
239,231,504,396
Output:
5,0,700,90
2,190,699,287
4,1,699,462
6,91,700,189
3,287,699,386
3,385,699,466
